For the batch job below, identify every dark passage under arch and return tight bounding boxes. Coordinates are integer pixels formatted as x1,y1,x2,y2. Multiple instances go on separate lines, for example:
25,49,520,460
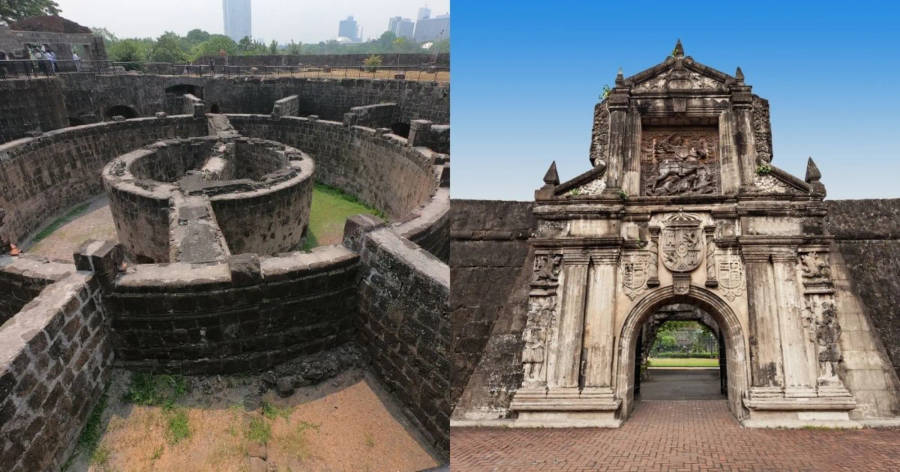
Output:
105,105,138,120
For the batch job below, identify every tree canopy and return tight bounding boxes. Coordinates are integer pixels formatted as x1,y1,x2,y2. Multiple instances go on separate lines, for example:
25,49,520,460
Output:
0,0,60,24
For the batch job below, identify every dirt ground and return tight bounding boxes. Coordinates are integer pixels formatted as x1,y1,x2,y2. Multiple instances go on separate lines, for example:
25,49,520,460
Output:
68,368,439,472
25,196,117,262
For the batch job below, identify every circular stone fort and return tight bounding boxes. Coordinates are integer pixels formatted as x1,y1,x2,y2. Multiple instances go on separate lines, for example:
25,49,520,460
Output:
0,21,450,471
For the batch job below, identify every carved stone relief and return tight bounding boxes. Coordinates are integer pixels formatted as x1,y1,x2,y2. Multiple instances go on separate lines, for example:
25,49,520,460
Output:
752,96,773,163
753,174,790,193
621,252,650,300
660,213,704,272
641,127,719,196
522,294,557,384
632,68,726,93
800,251,832,285
589,103,610,167
567,177,606,196
536,220,566,238
522,252,564,387
715,249,745,302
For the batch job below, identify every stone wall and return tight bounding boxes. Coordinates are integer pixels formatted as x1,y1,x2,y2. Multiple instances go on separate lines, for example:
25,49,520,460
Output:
0,261,52,324
449,200,534,413
199,53,449,67
343,103,399,129
106,246,359,373
57,74,449,124
356,227,450,457
825,199,900,417
228,115,442,220
0,259,113,472
0,116,208,247
409,120,449,154
0,78,68,143
0,28,105,62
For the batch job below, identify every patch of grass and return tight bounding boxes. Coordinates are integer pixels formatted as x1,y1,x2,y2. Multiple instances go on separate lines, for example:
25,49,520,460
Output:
166,409,191,444
247,416,272,444
150,445,164,461
648,357,719,368
281,420,321,460
262,401,291,420
63,388,109,469
364,432,375,448
30,202,91,243
91,445,110,466
124,373,188,406
302,183,385,250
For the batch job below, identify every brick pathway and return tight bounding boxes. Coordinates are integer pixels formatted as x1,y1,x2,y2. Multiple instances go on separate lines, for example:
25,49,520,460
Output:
451,400,900,471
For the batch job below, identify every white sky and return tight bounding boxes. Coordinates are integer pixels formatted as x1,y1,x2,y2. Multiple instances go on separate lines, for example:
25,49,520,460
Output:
54,0,449,43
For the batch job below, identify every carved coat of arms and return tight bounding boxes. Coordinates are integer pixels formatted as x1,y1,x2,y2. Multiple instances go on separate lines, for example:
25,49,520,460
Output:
660,214,703,273
622,253,649,300
716,252,745,301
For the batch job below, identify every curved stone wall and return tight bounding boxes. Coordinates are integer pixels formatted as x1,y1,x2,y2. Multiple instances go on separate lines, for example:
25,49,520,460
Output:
103,136,315,261
0,116,208,247
58,74,450,125
226,114,441,220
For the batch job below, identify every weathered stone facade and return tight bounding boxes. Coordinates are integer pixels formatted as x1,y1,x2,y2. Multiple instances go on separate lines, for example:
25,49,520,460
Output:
0,78,68,143
452,42,899,429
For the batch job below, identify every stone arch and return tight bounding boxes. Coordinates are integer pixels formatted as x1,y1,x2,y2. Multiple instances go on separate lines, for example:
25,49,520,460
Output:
615,285,750,421
105,105,138,119
165,83,202,98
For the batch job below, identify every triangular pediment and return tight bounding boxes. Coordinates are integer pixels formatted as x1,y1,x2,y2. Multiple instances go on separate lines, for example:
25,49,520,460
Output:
624,44,738,94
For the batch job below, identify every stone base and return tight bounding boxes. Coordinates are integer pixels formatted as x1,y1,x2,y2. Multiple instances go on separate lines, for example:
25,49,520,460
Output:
509,387,623,427
742,389,859,428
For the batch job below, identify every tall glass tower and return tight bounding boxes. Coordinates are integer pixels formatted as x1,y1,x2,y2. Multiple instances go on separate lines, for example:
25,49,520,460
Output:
223,0,252,42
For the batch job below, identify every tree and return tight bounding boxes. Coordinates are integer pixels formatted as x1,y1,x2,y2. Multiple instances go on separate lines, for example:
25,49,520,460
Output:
107,39,148,68
189,35,238,60
149,32,187,63
185,29,210,45
0,0,60,24
91,27,118,44
286,40,301,55
269,40,278,54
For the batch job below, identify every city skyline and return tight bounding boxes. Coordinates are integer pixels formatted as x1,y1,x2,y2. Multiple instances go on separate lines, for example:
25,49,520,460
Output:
222,0,251,42
53,0,448,44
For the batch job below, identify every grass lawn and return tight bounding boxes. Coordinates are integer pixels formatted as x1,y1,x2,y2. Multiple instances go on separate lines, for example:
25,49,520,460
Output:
648,357,720,368
303,184,384,249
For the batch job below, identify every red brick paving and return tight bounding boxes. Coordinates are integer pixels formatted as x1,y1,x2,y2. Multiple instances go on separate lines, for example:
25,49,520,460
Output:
451,400,900,471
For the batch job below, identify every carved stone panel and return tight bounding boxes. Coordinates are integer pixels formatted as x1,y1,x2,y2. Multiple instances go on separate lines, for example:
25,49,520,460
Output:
641,126,720,196
621,252,649,300
632,68,727,93
715,250,746,302
522,294,557,385
660,213,704,272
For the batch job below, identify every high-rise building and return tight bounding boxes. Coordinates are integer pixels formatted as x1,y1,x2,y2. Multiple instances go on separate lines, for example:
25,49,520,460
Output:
414,13,449,43
388,16,415,40
338,16,360,42
417,7,431,21
223,0,251,42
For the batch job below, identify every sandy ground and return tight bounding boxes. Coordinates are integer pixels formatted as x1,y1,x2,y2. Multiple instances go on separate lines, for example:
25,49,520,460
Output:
68,368,439,472
25,196,118,262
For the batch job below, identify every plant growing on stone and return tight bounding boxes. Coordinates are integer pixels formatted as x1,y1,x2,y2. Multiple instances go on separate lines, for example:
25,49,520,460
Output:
618,190,630,201
363,54,383,72
601,84,612,100
756,163,773,175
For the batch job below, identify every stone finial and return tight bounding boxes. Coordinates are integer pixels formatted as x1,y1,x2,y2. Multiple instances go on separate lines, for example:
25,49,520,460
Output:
543,161,560,186
615,67,624,86
672,39,684,58
806,157,826,197
735,66,744,82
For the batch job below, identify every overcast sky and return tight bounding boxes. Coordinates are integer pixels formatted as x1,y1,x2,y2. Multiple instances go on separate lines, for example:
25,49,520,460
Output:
54,0,449,43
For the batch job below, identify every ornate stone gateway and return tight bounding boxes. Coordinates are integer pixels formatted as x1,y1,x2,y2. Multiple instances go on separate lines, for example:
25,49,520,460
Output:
513,41,857,428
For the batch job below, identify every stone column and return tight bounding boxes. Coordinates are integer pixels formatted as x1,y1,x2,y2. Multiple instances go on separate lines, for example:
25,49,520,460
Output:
621,107,641,196
718,109,741,194
547,251,590,389
742,248,784,390
605,92,629,190
732,88,757,188
581,248,620,389
771,250,816,396
647,226,660,287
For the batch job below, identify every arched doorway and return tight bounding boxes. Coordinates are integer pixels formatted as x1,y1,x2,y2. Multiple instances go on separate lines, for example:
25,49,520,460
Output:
636,304,724,400
615,286,750,422
105,105,138,120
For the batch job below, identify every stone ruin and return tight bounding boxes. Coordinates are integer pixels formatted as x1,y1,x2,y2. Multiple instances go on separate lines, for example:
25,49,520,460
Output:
451,41,900,430
0,70,451,470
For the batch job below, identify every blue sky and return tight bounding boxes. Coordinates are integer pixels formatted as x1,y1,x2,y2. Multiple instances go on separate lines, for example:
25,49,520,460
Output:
451,1,900,200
